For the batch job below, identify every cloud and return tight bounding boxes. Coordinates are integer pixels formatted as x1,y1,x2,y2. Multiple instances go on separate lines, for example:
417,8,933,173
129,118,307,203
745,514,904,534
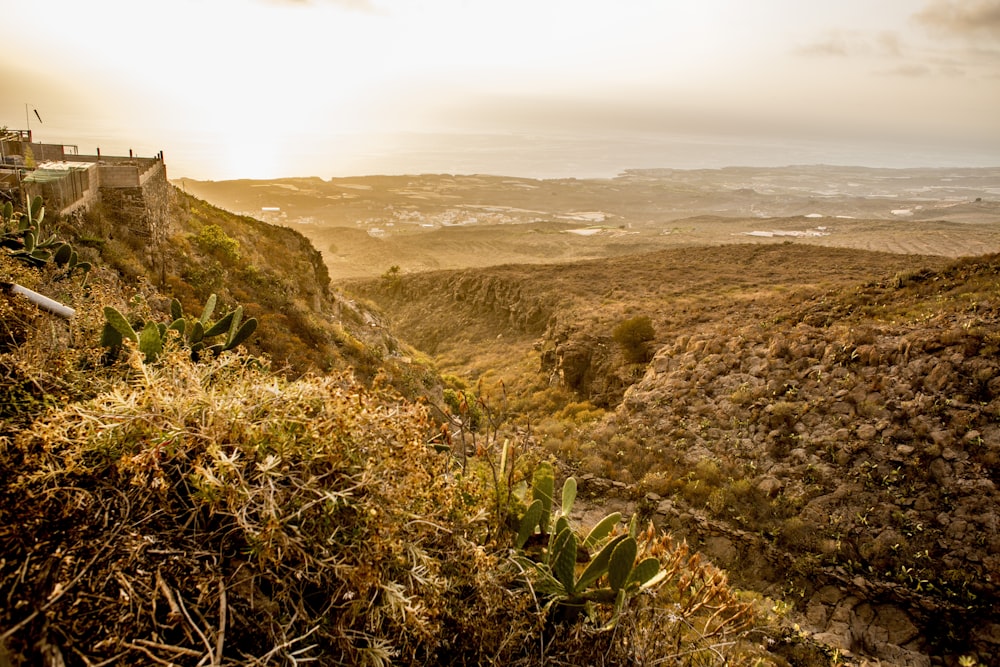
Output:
922,44,1000,78
877,63,933,77
793,23,998,79
794,30,905,59
876,32,902,58
914,0,1000,39
794,32,855,57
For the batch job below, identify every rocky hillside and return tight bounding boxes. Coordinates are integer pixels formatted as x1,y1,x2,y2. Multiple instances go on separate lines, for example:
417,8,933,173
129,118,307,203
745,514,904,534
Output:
350,244,951,399
353,245,1000,665
607,255,1000,664
7,182,998,664
96,188,428,382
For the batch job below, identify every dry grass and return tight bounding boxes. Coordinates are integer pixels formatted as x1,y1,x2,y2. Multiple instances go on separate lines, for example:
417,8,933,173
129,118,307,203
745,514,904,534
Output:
1,346,518,664
0,294,801,666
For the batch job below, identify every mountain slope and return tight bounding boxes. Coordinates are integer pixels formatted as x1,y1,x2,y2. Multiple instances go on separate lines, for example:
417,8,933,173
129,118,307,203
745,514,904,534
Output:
349,244,951,402
77,187,428,384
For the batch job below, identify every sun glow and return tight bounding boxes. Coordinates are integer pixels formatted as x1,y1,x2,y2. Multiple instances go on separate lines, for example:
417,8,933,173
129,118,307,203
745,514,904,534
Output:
2,0,997,179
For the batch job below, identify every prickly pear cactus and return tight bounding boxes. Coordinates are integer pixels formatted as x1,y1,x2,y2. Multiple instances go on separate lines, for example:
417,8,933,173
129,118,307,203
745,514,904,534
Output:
511,462,665,628
100,294,258,363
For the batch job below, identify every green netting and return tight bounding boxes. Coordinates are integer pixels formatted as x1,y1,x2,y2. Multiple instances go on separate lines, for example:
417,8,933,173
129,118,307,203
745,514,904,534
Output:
23,167,85,184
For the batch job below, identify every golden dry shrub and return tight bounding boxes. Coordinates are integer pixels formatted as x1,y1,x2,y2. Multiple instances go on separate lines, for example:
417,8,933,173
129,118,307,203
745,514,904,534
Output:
0,291,35,353
0,349,531,666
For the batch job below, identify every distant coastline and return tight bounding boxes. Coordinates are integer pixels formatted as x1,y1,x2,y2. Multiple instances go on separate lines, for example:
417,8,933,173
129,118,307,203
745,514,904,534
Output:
13,124,1000,183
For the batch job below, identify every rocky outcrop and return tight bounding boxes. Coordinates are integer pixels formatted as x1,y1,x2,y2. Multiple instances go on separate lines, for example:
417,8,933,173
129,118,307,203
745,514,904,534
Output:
353,244,999,663
538,330,640,407
446,273,553,334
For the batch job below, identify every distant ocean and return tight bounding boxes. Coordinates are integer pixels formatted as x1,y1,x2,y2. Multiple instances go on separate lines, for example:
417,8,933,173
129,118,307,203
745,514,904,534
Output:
330,131,1000,180
21,123,1000,182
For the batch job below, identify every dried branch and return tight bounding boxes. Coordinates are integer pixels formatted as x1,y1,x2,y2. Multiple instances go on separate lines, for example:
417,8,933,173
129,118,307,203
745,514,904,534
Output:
214,579,227,666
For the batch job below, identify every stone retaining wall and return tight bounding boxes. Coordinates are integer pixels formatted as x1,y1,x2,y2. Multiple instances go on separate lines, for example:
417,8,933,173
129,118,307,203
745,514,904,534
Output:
98,161,168,244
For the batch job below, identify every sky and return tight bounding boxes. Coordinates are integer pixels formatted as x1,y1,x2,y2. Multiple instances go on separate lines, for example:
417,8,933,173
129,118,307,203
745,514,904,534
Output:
2,0,999,180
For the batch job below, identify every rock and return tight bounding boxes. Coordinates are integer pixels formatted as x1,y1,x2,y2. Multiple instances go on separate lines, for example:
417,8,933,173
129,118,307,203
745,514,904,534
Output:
557,340,594,390
945,519,968,539
980,622,1000,647
830,595,862,625
831,401,855,416
875,528,905,554
923,361,953,392
857,423,878,441
756,476,784,498
815,585,846,605
930,430,955,450
962,430,982,446
806,600,831,626
850,601,877,645
703,535,738,565
876,605,920,646
813,631,851,651
873,644,931,667
928,458,952,484
974,478,995,492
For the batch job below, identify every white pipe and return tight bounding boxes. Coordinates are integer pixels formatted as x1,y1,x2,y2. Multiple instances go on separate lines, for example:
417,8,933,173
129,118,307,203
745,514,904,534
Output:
3,283,75,319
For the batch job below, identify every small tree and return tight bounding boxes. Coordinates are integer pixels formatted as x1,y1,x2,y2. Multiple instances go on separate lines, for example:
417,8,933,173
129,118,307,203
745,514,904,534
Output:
612,315,655,363
381,264,402,292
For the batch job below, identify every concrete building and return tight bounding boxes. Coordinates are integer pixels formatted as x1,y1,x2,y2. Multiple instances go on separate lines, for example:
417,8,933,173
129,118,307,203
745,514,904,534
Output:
1,129,169,243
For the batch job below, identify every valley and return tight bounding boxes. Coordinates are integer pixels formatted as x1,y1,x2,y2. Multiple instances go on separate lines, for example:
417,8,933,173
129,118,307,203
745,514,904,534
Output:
346,237,1000,666
267,165,1000,665
8,0,1000,661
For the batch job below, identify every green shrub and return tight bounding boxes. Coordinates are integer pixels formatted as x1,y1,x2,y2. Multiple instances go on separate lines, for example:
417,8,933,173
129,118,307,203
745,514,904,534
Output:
195,223,241,263
612,315,656,363
443,387,485,432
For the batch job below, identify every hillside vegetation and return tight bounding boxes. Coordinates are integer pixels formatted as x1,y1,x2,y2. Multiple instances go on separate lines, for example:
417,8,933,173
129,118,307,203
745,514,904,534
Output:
95,189,430,382
351,244,1000,665
1,193,813,665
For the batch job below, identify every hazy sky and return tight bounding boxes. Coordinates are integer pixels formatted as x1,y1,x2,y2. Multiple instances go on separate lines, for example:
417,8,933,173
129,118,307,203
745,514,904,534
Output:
2,0,999,179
